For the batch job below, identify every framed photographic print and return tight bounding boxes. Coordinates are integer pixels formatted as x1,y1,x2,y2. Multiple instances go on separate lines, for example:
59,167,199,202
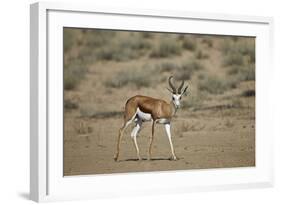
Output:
30,2,274,202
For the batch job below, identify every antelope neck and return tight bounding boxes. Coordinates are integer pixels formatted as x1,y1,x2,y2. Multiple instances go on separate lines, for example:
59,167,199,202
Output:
170,100,178,116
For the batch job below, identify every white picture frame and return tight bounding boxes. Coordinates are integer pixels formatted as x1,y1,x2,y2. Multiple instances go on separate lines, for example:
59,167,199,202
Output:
30,1,274,202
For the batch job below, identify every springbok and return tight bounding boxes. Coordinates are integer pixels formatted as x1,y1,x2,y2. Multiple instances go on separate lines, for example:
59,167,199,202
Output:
114,76,188,161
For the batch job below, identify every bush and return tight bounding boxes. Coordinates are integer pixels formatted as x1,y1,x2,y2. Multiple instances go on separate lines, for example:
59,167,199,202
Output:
119,37,151,50
64,73,79,90
64,29,77,52
76,30,151,62
96,37,150,62
182,38,197,51
182,93,205,111
231,98,243,108
221,38,255,66
80,103,122,118
150,39,182,58
195,50,209,59
236,65,255,81
105,68,153,89
221,37,255,82
227,65,255,81
227,65,241,75
83,30,116,47
64,63,87,90
140,32,153,38
158,61,179,73
176,60,204,80
64,99,78,110
198,75,237,94
241,90,255,97
96,46,137,61
223,52,244,66
201,37,213,47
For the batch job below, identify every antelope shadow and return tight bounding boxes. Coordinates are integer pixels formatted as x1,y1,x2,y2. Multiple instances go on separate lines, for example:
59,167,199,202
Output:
118,157,182,162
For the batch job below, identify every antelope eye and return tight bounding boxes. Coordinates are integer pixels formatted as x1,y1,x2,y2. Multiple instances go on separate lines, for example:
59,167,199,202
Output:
172,97,175,100
179,96,182,100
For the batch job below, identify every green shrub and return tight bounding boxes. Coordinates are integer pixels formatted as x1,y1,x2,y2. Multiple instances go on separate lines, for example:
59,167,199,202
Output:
64,73,79,90
176,60,204,80
105,69,153,89
198,75,237,94
158,61,179,73
64,63,87,90
227,65,255,81
140,32,153,38
201,37,213,47
221,38,255,66
83,30,116,47
64,99,78,110
221,37,255,82
182,93,205,111
241,90,255,97
182,38,197,51
96,46,137,61
177,34,185,41
95,37,150,62
238,40,255,63
231,98,243,108
223,52,244,66
63,29,77,52
236,65,255,81
119,37,151,50
227,65,241,75
195,50,209,59
80,103,122,118
150,39,182,58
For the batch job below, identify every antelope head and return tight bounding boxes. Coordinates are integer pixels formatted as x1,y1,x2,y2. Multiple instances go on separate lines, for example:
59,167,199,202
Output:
167,76,188,109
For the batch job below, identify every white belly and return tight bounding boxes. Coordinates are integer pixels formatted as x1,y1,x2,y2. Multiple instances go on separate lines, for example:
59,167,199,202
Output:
136,108,152,121
135,108,169,124
156,118,170,124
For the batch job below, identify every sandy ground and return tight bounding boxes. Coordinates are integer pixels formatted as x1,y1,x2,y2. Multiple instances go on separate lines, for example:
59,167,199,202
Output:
64,109,255,175
63,32,255,176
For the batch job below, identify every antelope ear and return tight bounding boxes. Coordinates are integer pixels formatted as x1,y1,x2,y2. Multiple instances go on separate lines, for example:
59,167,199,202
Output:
181,85,188,96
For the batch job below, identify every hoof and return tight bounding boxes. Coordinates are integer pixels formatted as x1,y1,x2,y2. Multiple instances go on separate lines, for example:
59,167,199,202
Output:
114,155,119,162
170,156,178,161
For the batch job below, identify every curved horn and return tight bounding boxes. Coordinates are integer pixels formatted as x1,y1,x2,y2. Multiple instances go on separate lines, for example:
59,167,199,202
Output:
178,80,184,94
168,76,176,94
